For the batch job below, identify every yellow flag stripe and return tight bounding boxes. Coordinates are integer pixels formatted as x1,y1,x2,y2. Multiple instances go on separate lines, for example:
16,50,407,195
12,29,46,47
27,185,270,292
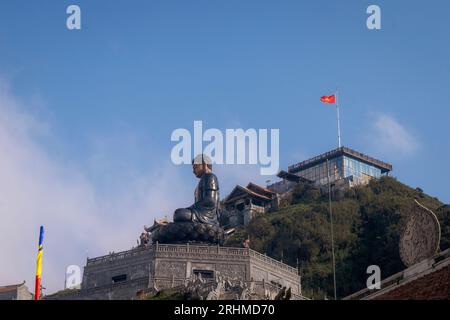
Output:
36,251,43,277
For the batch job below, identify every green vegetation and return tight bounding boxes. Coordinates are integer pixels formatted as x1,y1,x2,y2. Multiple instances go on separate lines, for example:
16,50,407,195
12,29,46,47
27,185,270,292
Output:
224,177,450,299
144,289,186,300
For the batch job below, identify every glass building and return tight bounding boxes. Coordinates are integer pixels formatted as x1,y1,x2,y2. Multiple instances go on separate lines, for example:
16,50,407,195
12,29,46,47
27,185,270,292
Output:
285,147,392,187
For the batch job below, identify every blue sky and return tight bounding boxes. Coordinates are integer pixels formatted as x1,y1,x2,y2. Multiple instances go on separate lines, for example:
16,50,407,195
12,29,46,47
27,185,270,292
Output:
0,1,449,293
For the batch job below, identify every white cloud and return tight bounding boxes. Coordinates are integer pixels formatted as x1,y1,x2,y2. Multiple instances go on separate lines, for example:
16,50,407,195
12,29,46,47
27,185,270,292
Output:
0,79,190,294
369,113,419,157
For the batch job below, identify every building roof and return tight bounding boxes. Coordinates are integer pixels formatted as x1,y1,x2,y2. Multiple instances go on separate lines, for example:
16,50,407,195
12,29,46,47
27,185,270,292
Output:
224,184,273,204
375,264,450,300
0,281,26,293
246,182,276,197
288,146,393,174
344,248,450,300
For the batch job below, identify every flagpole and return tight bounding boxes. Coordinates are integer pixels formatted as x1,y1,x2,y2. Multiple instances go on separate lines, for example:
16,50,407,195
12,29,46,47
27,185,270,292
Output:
326,160,337,300
335,89,341,148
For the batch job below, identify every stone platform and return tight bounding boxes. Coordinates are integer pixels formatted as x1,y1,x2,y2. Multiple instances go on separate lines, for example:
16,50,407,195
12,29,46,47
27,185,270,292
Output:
151,222,225,245
46,243,305,300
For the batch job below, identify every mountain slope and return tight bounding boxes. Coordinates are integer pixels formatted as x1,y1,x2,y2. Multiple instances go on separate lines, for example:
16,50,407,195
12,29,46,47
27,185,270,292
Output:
224,176,450,299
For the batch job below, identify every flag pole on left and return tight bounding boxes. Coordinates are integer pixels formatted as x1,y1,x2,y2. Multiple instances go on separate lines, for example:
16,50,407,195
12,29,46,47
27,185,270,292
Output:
34,226,44,300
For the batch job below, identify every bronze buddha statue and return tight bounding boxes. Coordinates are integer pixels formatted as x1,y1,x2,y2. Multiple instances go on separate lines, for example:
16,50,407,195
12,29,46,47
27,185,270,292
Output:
173,154,220,226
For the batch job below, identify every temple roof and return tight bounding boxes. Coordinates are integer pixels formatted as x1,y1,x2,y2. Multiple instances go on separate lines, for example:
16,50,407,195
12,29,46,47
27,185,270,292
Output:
344,248,450,300
246,182,276,197
0,281,26,293
224,184,274,204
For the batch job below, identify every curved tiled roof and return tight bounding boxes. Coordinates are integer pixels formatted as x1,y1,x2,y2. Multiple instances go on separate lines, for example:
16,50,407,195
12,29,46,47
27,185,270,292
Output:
0,281,26,293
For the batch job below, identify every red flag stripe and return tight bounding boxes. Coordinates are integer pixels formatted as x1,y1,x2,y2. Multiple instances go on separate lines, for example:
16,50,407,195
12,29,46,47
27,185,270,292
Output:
35,276,41,300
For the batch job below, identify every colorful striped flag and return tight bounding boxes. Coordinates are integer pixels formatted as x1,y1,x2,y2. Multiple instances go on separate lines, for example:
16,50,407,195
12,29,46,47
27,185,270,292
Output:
35,226,44,300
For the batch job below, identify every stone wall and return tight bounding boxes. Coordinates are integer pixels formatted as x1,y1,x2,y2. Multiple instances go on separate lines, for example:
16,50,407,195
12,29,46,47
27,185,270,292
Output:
45,277,149,300
151,243,301,296
151,243,250,289
82,246,152,290
49,243,302,300
0,283,33,300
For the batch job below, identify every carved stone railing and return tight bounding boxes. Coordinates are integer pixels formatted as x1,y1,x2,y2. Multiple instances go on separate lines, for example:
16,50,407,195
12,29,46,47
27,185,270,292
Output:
86,246,150,265
248,249,298,275
153,243,249,256
251,281,306,300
